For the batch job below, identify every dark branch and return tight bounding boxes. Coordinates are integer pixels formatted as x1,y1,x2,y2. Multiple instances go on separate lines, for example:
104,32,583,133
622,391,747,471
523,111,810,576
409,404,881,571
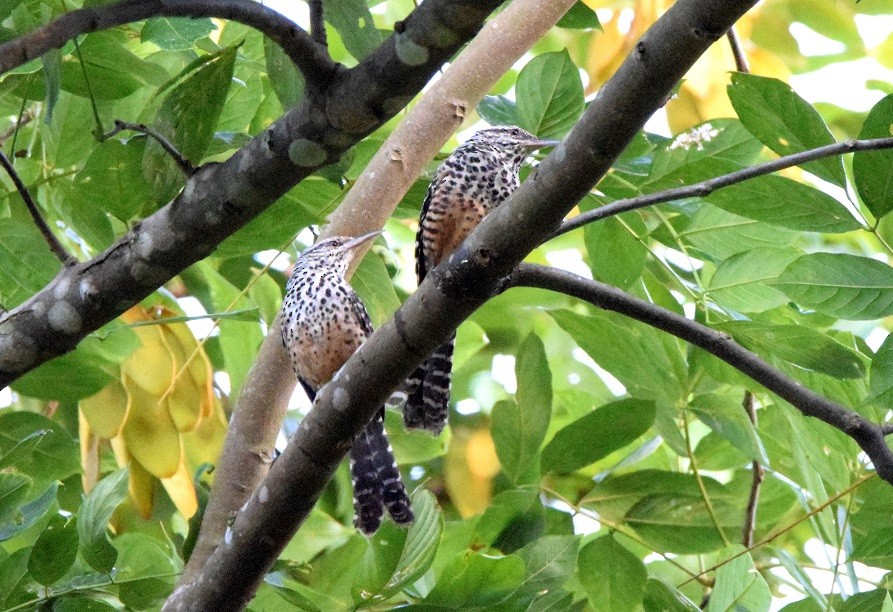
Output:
0,150,75,267
309,0,327,47
741,390,763,548
104,120,195,176
0,0,337,91
726,26,749,73
882,423,893,436
0,0,502,390
550,136,893,240
163,1,761,608
509,263,893,485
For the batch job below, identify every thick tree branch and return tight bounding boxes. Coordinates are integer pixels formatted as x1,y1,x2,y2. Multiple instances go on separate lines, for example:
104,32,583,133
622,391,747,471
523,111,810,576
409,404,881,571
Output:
0,0,502,388
0,0,336,91
177,0,578,587
510,263,893,484
0,150,75,267
103,120,195,176
551,136,893,240
164,1,760,609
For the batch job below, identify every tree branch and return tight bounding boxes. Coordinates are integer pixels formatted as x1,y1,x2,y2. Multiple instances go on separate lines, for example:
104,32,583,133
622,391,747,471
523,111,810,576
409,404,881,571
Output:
741,390,762,548
726,26,749,73
103,120,195,176
309,0,327,47
176,0,579,588
550,136,893,240
0,0,337,91
163,0,760,608
509,263,893,485
0,150,75,267
0,0,503,389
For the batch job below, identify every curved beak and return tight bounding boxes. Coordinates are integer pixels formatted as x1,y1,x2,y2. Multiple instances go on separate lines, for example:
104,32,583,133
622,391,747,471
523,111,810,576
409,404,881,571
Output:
343,229,384,252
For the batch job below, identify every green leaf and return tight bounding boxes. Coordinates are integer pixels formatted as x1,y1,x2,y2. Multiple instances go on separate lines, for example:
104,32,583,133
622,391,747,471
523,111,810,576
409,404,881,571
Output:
557,2,602,29
680,205,797,261
12,342,115,402
719,321,865,379
0,548,30,609
453,320,489,371
689,394,768,464
707,546,771,612
0,472,31,525
0,217,62,308
854,93,893,219
141,17,216,50
869,333,893,405
156,44,237,162
0,412,79,482
707,248,802,312
477,94,518,127
191,261,263,398
541,398,656,474
491,334,552,482
215,178,343,258
422,551,526,608
728,73,845,186
771,548,827,608
247,269,282,327
29,513,79,586
625,493,738,554
642,578,700,611
51,597,118,612
549,309,687,403
577,535,647,612
351,249,400,328
0,482,57,541
773,252,893,320
42,48,61,123
516,51,585,139
583,213,648,290
61,33,166,99
70,138,154,222
325,0,382,61
115,533,180,609
77,468,128,573
264,36,304,110
705,174,860,233
515,535,579,598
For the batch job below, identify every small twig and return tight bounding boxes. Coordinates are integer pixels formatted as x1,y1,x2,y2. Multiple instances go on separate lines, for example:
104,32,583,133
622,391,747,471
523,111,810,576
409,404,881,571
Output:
73,36,104,137
0,150,74,266
0,110,33,147
549,136,893,240
104,120,195,176
881,423,893,436
726,26,749,73
309,0,327,47
509,264,893,485
741,390,763,548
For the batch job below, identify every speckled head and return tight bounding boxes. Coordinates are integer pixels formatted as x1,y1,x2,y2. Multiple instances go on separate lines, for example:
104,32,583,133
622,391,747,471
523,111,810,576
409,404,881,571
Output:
296,230,383,277
465,125,559,167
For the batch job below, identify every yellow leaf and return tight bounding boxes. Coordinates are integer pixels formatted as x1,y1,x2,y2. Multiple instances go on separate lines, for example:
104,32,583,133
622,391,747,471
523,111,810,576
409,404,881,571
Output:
79,409,100,493
121,374,182,478
79,379,129,439
128,456,158,520
161,454,199,519
445,426,494,517
121,313,175,396
182,399,228,483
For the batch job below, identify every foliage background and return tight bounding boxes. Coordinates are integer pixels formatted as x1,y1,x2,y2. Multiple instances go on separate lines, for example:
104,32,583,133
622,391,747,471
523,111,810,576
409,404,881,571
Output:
0,0,892,609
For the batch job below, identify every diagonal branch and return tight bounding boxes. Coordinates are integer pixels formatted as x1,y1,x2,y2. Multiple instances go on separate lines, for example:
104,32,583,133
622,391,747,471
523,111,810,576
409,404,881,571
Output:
550,136,893,240
741,390,763,548
162,1,761,609
510,263,893,484
0,0,503,389
103,120,195,176
0,0,337,91
176,0,579,588
0,150,75,267
309,0,327,47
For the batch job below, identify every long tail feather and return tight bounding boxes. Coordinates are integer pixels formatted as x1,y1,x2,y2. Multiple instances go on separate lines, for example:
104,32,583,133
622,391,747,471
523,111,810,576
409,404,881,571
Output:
403,333,455,435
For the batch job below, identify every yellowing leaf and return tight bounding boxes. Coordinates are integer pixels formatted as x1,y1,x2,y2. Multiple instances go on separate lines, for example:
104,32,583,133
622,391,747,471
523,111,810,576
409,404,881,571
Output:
445,427,495,517
127,455,157,520
121,313,175,395
79,409,100,493
79,379,129,439
121,374,182,478
161,453,198,519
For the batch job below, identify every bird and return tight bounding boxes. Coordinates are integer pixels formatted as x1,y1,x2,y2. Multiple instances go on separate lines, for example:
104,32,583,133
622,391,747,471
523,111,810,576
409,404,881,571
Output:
280,230,413,534
404,126,558,435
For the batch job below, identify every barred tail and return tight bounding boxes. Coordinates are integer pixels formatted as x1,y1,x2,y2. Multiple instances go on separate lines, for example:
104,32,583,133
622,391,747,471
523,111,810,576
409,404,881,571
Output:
350,410,413,533
403,333,454,435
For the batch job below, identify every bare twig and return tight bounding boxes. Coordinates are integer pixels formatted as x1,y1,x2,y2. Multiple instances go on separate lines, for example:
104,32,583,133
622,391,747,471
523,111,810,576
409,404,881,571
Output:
0,0,337,91
741,390,763,547
104,120,195,176
0,150,74,266
726,26,749,73
309,0,327,47
509,264,893,485
550,136,893,240
0,110,33,147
